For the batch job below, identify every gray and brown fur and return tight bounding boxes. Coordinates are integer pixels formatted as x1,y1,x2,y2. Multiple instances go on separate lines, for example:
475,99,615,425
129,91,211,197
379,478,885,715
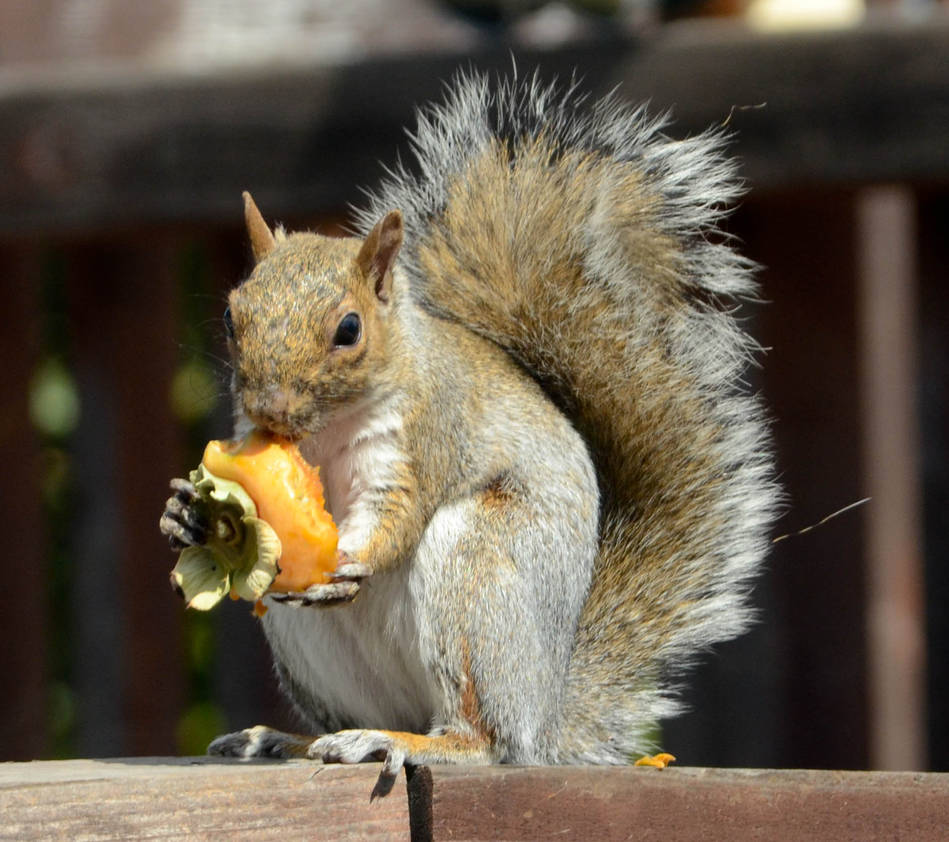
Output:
353,73,778,762
205,72,777,770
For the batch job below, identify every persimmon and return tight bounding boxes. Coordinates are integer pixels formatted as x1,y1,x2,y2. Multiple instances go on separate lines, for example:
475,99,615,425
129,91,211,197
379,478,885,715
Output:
169,430,337,611
203,430,338,593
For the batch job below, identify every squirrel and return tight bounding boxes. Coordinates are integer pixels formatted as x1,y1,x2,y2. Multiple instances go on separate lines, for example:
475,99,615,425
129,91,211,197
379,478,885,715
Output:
160,72,777,783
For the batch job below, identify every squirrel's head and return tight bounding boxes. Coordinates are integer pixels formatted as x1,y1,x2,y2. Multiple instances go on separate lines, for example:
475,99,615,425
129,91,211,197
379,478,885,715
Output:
225,192,404,439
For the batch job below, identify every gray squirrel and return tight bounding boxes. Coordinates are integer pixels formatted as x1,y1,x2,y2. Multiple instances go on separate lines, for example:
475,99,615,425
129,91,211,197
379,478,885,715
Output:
160,72,777,781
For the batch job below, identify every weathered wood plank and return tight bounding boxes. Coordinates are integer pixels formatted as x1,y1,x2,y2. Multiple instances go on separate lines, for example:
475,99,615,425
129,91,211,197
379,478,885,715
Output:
408,765,949,842
0,758,409,840
3,761,948,840
0,18,947,236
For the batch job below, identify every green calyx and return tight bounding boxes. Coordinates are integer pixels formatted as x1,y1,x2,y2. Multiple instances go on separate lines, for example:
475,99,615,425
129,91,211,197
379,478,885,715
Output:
169,464,281,610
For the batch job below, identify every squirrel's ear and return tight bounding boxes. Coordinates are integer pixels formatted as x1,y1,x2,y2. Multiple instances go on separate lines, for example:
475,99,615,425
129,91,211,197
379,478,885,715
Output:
243,191,276,262
356,210,403,304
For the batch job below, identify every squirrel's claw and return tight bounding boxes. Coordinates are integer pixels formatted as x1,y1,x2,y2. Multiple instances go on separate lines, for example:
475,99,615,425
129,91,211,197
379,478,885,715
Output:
330,560,373,581
160,478,209,549
170,477,197,497
270,579,362,607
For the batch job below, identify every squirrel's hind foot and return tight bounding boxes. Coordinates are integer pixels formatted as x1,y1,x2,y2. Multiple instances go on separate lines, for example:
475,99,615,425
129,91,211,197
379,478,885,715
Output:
309,729,406,798
310,727,491,799
207,724,313,759
207,726,409,798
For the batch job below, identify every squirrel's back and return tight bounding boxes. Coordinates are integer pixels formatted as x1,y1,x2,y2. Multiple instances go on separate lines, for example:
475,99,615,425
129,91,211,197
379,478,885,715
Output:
356,73,779,761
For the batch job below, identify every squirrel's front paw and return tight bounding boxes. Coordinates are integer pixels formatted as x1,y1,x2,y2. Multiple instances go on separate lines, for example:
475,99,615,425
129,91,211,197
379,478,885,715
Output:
270,552,371,607
160,478,209,550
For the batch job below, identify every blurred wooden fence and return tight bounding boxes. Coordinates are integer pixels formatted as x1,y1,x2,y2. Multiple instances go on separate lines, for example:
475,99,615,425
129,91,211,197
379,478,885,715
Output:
1,18,948,770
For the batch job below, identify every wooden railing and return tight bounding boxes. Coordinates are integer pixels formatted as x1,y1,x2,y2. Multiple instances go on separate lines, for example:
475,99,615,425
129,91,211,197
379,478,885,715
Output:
2,759,948,840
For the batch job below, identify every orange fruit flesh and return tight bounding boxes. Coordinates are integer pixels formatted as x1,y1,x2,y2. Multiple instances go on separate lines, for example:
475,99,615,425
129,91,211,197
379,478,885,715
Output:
202,430,338,593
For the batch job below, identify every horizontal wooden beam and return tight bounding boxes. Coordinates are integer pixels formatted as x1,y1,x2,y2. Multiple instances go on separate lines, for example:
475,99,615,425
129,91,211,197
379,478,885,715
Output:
408,764,949,841
613,18,949,189
2,759,948,840
0,758,410,840
0,18,947,236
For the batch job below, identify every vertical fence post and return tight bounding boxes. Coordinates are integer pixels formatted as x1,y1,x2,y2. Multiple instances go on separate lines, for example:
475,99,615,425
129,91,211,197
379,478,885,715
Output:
856,185,926,771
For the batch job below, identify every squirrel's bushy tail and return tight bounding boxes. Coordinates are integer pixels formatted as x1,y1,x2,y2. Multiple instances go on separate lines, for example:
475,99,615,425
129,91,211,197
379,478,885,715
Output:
355,72,778,762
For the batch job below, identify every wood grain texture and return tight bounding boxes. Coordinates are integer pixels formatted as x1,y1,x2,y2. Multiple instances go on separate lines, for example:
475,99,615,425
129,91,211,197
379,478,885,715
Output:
410,765,949,842
0,758,409,840
3,761,947,841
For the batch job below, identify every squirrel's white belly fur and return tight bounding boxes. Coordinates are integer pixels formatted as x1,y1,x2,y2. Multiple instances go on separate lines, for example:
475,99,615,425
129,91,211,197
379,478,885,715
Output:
260,396,441,732
309,395,404,559
261,560,439,732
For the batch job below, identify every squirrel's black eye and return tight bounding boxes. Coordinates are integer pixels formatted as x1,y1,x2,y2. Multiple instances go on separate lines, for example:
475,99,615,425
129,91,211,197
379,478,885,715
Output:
333,312,362,348
223,306,235,339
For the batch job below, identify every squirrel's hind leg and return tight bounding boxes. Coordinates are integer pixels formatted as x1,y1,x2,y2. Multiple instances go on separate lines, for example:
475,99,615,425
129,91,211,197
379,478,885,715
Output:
208,724,490,798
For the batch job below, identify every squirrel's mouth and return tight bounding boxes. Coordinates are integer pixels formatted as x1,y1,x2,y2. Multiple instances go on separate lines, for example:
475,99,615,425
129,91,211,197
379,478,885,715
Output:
245,415,307,442
241,387,318,442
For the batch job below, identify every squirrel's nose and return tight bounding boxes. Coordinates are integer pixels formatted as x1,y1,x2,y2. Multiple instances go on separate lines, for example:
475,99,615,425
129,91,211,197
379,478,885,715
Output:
241,386,304,439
